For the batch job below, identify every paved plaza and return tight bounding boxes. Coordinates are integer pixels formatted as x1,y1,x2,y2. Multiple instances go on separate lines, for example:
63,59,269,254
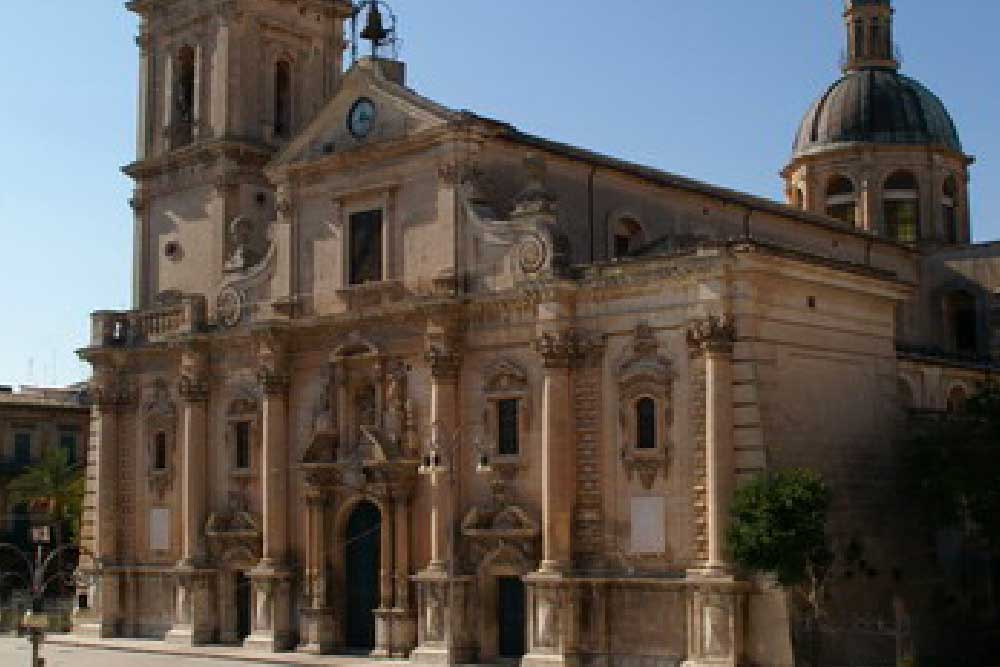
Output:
0,636,409,667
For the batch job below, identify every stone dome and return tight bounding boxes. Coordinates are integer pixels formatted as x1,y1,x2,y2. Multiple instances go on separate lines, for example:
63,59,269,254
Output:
793,69,963,158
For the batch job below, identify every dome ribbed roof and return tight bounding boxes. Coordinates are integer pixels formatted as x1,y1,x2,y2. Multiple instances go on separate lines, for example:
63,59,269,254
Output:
793,69,963,157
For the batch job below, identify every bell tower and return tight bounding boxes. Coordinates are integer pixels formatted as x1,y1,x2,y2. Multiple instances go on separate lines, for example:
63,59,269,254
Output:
843,0,899,72
125,0,353,310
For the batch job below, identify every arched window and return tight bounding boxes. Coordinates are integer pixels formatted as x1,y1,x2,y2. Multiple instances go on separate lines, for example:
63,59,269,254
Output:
943,176,959,244
612,217,645,259
174,46,196,146
944,290,978,356
826,176,857,225
154,431,168,471
274,60,292,139
884,171,920,243
636,397,656,450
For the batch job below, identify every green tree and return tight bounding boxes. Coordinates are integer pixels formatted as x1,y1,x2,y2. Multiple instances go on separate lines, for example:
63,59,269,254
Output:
902,383,1000,547
7,447,85,544
727,468,833,666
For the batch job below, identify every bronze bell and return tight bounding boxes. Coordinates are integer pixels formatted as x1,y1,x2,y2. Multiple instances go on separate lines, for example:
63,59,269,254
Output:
360,3,389,43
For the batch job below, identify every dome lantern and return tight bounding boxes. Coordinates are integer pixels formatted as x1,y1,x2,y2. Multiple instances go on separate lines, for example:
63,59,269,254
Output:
843,0,898,73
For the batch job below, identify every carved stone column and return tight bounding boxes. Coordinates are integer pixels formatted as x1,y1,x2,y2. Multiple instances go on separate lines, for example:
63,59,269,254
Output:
73,367,129,638
167,348,217,646
373,496,397,657
390,492,416,656
425,343,460,572
247,333,294,652
259,369,290,566
687,317,736,577
412,339,474,665
535,330,578,574
299,491,334,654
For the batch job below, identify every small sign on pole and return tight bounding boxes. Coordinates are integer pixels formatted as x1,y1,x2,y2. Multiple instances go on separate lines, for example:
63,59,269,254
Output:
31,526,51,544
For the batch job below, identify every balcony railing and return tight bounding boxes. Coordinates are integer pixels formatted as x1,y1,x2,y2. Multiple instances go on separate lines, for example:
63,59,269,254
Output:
90,295,206,348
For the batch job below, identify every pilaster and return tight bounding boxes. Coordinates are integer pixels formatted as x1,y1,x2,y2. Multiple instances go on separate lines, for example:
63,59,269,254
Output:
687,316,736,577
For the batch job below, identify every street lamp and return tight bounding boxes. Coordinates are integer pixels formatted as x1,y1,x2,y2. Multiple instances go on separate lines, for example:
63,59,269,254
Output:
0,531,79,667
417,422,493,573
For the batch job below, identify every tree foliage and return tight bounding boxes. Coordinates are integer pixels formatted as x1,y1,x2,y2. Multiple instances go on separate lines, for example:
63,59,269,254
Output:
901,384,1000,548
727,468,832,587
7,447,85,543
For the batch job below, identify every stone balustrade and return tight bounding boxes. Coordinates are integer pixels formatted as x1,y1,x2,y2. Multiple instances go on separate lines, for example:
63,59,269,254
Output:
90,295,206,347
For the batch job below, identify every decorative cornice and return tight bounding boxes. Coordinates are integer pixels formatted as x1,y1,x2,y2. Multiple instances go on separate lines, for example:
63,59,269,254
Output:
687,315,736,355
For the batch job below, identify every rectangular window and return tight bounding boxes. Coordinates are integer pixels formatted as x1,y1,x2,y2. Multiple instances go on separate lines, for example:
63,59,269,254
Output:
885,200,918,244
14,433,31,465
60,433,77,467
498,399,519,456
154,432,168,471
349,210,384,285
637,398,657,450
235,421,251,470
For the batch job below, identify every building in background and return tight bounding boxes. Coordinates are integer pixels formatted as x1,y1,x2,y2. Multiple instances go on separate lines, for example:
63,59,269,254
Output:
0,384,89,550
74,1,1000,665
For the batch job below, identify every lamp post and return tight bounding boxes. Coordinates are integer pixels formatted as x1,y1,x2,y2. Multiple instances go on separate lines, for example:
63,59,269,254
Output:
417,422,492,574
0,530,79,667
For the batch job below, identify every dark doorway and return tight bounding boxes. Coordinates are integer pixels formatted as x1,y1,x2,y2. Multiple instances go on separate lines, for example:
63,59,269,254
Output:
497,576,526,658
236,572,252,642
345,500,381,650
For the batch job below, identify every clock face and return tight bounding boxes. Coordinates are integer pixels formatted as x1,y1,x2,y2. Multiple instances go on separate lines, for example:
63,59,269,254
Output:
348,98,377,139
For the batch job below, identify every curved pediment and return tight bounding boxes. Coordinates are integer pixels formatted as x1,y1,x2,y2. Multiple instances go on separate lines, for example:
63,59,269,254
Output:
462,503,539,539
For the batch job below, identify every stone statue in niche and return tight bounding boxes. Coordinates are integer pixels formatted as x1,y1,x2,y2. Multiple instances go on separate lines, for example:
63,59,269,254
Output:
224,216,265,273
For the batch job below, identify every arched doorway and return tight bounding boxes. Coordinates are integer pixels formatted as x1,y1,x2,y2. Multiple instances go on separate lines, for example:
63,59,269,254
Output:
497,576,526,659
345,500,381,651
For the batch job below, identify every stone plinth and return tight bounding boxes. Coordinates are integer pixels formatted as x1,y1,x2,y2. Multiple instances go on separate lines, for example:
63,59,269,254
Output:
165,567,217,646
243,565,294,652
297,607,335,655
410,571,476,665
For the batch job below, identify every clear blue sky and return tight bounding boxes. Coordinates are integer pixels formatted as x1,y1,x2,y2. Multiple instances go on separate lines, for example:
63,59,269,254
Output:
1,1,997,387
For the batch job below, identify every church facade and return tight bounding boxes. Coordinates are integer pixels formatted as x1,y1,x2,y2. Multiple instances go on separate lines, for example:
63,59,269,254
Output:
74,1,998,665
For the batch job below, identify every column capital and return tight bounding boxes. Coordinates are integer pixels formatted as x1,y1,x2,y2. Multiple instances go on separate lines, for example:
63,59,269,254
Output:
425,344,461,381
687,315,736,355
535,329,604,369
92,370,134,411
178,373,209,403
258,370,290,396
